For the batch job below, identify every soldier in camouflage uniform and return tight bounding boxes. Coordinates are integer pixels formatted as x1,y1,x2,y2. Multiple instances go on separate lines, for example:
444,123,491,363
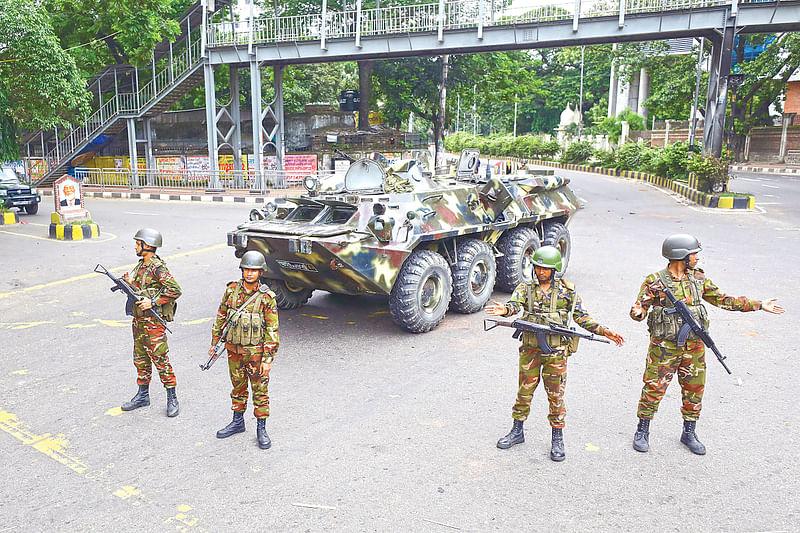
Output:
630,234,784,455
209,251,279,449
121,228,182,417
486,246,625,461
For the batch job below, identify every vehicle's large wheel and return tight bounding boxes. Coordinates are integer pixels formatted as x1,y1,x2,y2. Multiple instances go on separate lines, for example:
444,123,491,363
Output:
495,226,540,292
542,222,572,273
389,249,453,333
262,278,313,309
24,203,38,215
449,239,496,314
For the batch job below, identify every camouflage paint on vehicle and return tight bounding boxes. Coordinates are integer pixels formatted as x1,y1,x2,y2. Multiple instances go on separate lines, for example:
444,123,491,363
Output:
228,150,581,332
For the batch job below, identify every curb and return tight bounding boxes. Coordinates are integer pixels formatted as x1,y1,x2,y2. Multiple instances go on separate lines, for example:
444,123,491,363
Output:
49,223,101,240
1,212,19,225
528,159,754,210
730,165,800,175
48,213,101,240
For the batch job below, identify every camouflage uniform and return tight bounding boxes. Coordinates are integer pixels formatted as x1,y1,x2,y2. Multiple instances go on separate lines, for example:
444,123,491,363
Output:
211,280,279,419
129,255,181,387
631,268,761,421
504,278,607,428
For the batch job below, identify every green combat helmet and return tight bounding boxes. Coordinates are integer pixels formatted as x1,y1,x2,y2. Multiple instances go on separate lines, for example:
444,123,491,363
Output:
662,234,701,260
531,245,563,272
239,250,266,270
134,228,163,248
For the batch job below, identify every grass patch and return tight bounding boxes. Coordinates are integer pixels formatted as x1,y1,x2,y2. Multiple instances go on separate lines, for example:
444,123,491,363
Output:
716,192,752,198
66,219,95,226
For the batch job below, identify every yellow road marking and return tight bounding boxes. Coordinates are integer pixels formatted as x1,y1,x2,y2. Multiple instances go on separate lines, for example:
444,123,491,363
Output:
0,228,117,243
113,486,141,500
300,313,329,320
0,410,89,474
0,243,227,300
104,407,125,417
180,317,213,325
0,321,55,330
8,370,28,375
94,318,129,327
65,323,98,329
585,443,600,451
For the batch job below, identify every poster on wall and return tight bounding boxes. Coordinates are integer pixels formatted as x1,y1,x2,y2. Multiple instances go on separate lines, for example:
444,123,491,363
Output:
186,156,210,173
157,156,185,180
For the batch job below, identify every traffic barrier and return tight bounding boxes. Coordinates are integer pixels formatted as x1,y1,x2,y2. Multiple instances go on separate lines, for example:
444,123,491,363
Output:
1,212,19,225
48,213,100,240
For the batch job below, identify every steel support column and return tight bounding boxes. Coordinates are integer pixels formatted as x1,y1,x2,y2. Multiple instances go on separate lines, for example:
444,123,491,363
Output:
249,58,264,190
230,66,243,178
703,21,735,157
203,60,220,187
273,65,285,179
127,118,139,187
144,118,156,184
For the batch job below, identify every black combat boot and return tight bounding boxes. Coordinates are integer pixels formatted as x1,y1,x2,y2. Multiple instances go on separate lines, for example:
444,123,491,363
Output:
496,419,525,449
256,418,271,450
166,387,179,417
121,384,150,411
550,427,565,462
216,411,245,439
680,420,706,455
633,418,651,452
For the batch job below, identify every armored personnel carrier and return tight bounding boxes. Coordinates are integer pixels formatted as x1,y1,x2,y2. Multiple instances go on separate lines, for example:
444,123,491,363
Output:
227,150,580,333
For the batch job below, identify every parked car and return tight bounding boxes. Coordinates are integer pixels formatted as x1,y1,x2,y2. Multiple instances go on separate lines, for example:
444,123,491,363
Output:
0,165,41,214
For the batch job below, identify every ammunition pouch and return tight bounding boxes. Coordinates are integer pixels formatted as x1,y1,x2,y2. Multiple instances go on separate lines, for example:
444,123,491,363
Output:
647,304,709,342
132,287,177,321
226,309,265,346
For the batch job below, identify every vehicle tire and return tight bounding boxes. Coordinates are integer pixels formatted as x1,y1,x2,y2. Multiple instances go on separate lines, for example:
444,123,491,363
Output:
542,222,572,273
262,278,313,309
389,249,453,333
24,203,38,215
495,226,540,292
449,239,496,314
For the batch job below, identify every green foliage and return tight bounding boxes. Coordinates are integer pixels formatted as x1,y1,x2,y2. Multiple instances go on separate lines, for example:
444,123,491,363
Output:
687,153,728,193
560,141,594,164
593,148,616,168
614,142,656,171
0,0,90,160
643,141,697,180
590,109,646,143
443,132,559,160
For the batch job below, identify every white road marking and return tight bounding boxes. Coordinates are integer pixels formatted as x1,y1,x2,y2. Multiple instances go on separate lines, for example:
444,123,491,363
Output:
761,184,779,189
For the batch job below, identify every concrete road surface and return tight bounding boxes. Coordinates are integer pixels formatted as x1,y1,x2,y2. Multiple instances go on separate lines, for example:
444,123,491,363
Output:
1,170,797,531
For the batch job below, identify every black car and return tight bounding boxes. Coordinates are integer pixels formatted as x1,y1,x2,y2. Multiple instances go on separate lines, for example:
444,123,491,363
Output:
0,165,41,215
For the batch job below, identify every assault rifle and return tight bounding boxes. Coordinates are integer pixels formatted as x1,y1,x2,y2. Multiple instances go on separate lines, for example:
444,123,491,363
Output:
200,286,267,371
662,286,732,374
94,264,172,333
200,319,232,371
484,317,610,355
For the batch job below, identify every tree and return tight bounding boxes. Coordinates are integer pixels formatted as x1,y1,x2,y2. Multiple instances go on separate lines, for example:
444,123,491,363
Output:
45,0,194,73
0,0,90,160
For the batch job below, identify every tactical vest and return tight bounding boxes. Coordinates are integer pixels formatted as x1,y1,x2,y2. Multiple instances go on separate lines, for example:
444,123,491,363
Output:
131,260,177,321
523,279,579,354
646,268,709,342
226,283,271,346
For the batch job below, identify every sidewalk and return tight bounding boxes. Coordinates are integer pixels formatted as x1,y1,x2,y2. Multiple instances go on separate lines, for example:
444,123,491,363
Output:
729,163,800,175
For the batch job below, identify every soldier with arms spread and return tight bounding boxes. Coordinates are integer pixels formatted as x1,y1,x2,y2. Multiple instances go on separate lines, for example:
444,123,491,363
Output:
486,246,625,461
210,251,279,449
630,234,784,455
121,228,182,417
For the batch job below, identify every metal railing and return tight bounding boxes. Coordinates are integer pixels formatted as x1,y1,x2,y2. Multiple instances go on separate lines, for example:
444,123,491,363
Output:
74,167,337,194
207,0,744,47
40,33,203,182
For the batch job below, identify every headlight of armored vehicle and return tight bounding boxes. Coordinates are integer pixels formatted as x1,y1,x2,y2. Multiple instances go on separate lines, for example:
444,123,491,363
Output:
303,175,319,193
249,208,264,221
264,201,277,214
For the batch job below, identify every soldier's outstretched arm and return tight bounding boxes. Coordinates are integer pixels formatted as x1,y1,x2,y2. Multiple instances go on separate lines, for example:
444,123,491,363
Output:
701,276,763,312
630,276,654,321
572,294,625,346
